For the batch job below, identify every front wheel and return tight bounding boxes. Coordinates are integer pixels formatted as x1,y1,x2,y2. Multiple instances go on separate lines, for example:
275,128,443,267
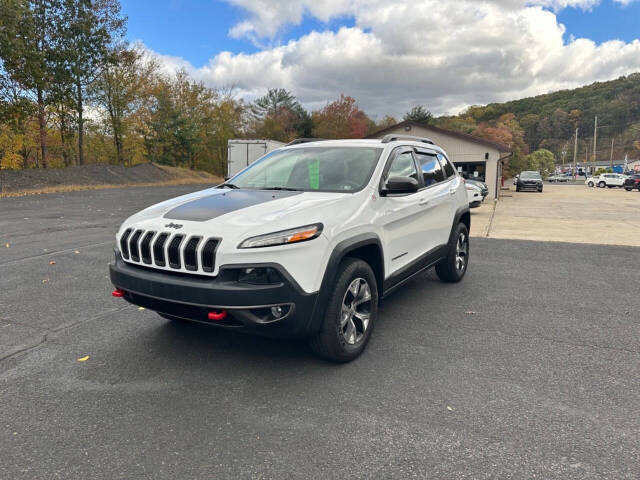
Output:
588,182,594,187
309,258,378,363
625,188,632,191
436,223,469,283
599,181,606,188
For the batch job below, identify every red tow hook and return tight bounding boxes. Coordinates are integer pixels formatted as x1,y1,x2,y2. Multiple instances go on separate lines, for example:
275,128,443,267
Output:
208,310,228,321
111,289,125,298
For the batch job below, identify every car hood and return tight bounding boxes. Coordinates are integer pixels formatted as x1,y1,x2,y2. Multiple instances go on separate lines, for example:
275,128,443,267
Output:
120,187,354,237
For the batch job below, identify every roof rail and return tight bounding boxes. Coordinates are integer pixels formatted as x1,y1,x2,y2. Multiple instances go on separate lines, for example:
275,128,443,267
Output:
286,138,325,146
380,134,434,145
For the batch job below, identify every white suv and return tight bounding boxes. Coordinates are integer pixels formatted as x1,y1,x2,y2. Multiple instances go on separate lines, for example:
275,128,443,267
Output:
586,173,625,188
109,136,470,362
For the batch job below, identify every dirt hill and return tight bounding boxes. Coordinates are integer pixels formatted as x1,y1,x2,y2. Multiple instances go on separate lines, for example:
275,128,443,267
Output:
0,163,221,197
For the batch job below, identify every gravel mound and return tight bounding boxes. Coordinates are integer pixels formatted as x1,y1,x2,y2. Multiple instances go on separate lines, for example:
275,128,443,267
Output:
0,163,214,194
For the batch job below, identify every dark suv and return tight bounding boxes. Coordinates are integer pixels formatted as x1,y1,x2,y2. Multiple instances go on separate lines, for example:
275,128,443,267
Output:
516,171,543,192
623,174,640,191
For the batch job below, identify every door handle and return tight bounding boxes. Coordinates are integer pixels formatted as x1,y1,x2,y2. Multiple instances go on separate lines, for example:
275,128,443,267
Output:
449,187,457,195
418,198,430,206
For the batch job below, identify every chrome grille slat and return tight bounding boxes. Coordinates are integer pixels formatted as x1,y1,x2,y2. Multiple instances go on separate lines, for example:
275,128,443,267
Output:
129,230,143,262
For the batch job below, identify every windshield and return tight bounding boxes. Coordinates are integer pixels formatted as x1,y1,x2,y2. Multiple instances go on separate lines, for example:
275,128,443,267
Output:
520,171,541,179
228,147,383,192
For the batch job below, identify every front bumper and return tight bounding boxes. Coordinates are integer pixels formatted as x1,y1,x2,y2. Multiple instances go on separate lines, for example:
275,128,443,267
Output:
109,251,319,338
518,182,542,190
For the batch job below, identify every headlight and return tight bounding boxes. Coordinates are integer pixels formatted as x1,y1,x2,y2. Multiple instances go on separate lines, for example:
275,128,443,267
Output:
238,223,323,249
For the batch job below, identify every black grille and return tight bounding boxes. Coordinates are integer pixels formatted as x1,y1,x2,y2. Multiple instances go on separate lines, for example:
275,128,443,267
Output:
120,228,133,259
140,231,156,264
183,237,201,271
129,230,143,262
153,233,169,267
168,235,185,269
201,239,219,272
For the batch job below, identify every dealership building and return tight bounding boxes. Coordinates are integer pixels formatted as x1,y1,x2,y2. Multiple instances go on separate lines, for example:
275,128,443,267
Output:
367,121,512,200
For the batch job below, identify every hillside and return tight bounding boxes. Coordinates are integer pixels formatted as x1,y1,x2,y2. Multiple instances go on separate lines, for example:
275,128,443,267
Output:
0,163,221,197
437,73,640,163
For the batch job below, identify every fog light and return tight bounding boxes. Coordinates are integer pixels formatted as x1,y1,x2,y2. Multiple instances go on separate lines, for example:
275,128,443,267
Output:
271,306,284,318
238,267,282,285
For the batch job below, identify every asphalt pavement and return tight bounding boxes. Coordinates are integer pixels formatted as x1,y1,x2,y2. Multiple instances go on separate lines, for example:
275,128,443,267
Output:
1,185,640,479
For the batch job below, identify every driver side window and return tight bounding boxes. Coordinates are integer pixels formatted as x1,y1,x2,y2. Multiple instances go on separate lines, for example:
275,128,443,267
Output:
387,151,419,181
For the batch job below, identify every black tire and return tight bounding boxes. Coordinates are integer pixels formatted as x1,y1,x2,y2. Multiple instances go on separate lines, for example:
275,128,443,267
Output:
599,181,606,188
516,186,520,192
538,187,543,192
625,188,632,191
588,182,594,187
309,258,378,363
436,222,469,283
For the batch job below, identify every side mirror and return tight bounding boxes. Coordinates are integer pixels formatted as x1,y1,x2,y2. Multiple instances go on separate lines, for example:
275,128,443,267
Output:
382,176,420,195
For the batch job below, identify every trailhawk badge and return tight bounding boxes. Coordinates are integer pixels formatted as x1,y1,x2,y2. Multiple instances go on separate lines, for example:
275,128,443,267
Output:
164,222,183,229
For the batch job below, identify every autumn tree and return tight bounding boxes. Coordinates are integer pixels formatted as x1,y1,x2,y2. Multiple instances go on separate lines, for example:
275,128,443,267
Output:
312,95,369,139
0,0,64,167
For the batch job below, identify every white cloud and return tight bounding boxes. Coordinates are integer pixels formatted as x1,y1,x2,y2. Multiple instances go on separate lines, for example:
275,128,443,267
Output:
145,0,640,117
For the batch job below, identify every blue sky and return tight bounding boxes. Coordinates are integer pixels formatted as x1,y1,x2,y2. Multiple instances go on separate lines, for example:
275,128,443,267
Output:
119,0,640,116
120,0,355,67
121,0,640,67
556,1,640,44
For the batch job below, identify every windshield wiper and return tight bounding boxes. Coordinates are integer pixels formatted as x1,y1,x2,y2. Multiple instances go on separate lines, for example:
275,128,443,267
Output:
262,186,302,191
218,182,240,189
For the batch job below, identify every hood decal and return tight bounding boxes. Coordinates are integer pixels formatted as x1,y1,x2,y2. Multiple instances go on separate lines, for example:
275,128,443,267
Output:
163,189,302,222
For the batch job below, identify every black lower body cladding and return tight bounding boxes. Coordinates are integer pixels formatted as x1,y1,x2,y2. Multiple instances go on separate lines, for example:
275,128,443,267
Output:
109,252,318,338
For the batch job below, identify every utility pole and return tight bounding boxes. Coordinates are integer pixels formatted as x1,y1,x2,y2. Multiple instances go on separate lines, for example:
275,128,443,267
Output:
610,137,615,168
573,128,578,176
593,115,598,174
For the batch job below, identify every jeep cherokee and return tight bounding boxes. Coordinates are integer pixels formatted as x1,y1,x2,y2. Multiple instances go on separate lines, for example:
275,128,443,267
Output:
109,135,471,362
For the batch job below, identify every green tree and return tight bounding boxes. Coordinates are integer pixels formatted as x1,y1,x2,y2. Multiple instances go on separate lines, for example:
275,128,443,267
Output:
525,149,556,175
403,105,433,124
58,0,126,165
91,46,156,165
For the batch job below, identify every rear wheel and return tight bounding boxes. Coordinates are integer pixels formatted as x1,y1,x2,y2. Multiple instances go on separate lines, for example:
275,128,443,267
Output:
436,223,469,283
588,182,594,187
625,188,632,191
599,181,606,188
309,258,378,363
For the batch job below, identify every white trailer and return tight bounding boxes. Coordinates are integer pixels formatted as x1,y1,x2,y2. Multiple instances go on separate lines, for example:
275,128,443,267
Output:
227,139,285,178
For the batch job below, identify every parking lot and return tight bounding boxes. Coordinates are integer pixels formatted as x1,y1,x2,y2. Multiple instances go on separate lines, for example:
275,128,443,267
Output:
2,185,640,479
471,183,640,246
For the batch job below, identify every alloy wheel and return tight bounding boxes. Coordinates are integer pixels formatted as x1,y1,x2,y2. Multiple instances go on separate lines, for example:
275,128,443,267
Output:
340,278,372,345
455,232,469,271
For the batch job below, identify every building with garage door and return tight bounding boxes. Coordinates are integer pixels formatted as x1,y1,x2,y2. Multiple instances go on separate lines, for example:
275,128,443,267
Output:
367,121,511,200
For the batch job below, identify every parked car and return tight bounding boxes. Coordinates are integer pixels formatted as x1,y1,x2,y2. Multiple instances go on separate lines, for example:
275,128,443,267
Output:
466,178,489,198
587,173,626,188
109,135,471,362
516,171,543,192
623,174,640,191
547,173,569,183
466,182,483,208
